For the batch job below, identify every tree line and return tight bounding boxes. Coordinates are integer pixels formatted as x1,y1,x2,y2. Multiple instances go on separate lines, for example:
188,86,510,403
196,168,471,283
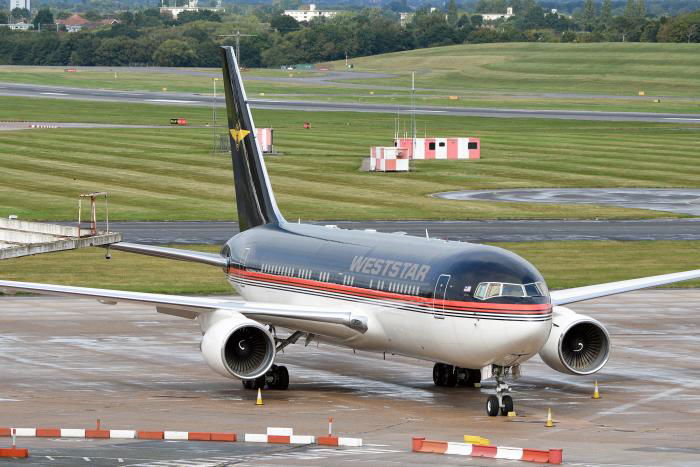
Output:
1,1,699,68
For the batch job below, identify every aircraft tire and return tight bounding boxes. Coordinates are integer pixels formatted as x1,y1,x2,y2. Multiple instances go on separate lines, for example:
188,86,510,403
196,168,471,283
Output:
500,395,514,416
486,395,500,416
432,363,444,386
276,366,289,390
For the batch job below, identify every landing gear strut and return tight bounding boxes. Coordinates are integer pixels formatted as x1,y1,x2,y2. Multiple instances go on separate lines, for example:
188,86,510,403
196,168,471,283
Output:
432,363,481,388
485,366,514,417
242,364,289,390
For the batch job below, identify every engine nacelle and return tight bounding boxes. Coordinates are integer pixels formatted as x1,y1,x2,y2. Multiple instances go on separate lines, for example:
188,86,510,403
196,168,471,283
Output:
200,313,275,380
539,306,611,375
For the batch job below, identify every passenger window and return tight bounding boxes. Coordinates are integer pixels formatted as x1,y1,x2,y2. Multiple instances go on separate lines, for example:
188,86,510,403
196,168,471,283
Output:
439,142,445,147
468,142,478,149
429,142,435,150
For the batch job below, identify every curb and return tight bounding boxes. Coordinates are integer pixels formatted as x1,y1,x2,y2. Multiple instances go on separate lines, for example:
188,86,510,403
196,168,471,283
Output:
412,437,562,464
1,427,236,442
244,427,362,447
0,448,29,458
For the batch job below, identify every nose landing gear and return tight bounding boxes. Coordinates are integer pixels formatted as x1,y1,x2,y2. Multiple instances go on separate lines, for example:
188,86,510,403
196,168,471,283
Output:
486,366,515,416
432,363,481,388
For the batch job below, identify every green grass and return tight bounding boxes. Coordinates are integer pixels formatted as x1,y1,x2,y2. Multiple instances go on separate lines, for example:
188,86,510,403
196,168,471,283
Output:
334,42,700,97
2,241,698,294
1,97,699,221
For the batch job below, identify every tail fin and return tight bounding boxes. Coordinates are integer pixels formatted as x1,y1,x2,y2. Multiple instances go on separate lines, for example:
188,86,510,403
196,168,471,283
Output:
220,46,284,231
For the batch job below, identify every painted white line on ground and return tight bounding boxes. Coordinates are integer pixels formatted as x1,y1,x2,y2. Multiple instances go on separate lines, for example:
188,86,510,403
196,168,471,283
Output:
664,118,700,121
45,456,55,461
146,99,195,104
585,387,684,422
40,92,68,96
82,457,91,461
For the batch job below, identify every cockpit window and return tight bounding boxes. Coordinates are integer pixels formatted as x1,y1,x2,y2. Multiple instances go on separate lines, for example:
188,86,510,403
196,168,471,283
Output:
473,281,547,300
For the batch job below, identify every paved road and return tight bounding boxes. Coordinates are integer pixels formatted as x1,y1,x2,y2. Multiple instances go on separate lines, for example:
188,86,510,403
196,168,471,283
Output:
435,188,700,217
3,82,700,123
2,291,700,466
93,219,700,244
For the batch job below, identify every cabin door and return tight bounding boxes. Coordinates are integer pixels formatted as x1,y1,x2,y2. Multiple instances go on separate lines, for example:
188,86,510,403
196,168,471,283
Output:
432,274,451,319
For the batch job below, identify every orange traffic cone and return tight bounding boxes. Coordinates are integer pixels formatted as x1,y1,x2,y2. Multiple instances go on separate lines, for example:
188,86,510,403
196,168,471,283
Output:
545,408,554,428
592,380,601,399
256,388,264,406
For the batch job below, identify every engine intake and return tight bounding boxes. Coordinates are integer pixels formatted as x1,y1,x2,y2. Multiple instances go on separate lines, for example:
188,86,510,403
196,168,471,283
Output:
539,306,611,375
201,314,275,379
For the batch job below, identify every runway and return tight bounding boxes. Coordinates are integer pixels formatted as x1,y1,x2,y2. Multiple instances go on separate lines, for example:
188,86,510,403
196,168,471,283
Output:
91,219,700,244
1,290,699,465
3,82,700,123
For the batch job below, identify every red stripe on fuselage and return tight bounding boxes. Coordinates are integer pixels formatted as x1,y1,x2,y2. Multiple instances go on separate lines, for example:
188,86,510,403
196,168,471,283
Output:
227,267,551,315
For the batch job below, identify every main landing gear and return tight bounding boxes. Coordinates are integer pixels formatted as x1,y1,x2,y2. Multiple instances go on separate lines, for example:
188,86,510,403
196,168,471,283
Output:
242,364,289,390
432,363,481,388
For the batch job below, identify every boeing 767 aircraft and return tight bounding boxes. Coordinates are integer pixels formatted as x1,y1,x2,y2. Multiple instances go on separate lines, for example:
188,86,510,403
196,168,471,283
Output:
2,47,699,416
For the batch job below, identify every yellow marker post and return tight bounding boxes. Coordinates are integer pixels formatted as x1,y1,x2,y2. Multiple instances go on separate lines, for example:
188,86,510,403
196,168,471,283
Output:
593,380,601,399
545,408,554,427
256,388,264,406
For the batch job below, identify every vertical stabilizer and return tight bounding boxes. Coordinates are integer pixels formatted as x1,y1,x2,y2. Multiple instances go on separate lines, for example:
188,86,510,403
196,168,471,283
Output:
220,46,285,231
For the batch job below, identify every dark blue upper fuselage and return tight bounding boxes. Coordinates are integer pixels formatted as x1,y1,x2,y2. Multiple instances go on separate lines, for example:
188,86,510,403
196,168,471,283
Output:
223,222,549,305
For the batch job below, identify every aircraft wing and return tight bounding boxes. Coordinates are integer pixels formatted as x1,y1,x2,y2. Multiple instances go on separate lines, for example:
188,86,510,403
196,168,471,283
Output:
550,269,700,306
0,280,367,332
108,243,228,267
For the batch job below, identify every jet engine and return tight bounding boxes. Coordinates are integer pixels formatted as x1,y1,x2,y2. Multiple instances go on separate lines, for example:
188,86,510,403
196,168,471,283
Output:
539,306,611,375
200,314,275,379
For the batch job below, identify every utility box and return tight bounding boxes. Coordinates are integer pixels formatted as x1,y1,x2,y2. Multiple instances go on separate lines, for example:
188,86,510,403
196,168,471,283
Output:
256,127,274,153
395,137,480,160
369,146,409,172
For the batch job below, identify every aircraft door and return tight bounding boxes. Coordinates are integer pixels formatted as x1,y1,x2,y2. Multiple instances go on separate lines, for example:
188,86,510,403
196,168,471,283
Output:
432,274,451,319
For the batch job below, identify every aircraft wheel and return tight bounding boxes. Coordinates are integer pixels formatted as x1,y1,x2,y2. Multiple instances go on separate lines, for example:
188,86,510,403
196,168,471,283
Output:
268,365,289,390
433,363,444,386
500,395,514,416
445,365,457,387
469,368,482,388
242,374,265,390
242,379,253,390
486,395,500,417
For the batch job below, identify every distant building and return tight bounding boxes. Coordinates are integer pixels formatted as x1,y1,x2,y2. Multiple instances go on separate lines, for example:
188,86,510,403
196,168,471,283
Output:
159,0,222,19
10,0,30,11
283,4,338,22
481,6,513,22
55,14,120,32
0,21,31,30
399,12,413,27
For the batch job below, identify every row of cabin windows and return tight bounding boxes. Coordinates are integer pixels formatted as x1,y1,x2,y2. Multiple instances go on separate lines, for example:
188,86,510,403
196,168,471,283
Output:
259,263,420,296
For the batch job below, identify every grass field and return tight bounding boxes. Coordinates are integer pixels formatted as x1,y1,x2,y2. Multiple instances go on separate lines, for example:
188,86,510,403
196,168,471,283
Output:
1,97,699,221
336,42,700,97
2,241,698,294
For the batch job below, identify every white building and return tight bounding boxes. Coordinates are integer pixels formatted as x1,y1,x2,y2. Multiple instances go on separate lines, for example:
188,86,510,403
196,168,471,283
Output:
283,4,338,22
481,6,513,21
10,0,30,11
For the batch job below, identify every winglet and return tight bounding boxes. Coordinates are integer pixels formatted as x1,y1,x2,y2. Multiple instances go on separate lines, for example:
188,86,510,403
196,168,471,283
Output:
220,46,285,231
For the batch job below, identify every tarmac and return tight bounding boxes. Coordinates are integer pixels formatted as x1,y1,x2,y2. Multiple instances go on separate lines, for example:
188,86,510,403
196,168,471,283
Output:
2,82,700,123
83,219,700,244
435,188,700,217
1,290,699,466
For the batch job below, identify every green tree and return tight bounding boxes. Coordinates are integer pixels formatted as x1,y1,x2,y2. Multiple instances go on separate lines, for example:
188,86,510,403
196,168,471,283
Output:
446,0,458,26
582,0,596,31
636,0,646,18
11,7,30,20
153,39,197,66
624,0,636,18
270,14,300,34
600,0,612,26
0,11,8,24
32,8,54,31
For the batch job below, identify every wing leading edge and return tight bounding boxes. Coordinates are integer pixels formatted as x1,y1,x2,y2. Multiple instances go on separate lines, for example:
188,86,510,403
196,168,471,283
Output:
550,269,700,306
0,280,367,332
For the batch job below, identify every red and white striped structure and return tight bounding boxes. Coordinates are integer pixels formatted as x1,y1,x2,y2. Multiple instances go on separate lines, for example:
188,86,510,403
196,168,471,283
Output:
412,437,562,464
244,427,314,445
0,426,236,442
369,146,409,172
256,127,274,153
395,137,480,160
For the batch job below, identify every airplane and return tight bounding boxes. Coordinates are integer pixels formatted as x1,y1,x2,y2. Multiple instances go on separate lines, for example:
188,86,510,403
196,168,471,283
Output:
2,46,699,416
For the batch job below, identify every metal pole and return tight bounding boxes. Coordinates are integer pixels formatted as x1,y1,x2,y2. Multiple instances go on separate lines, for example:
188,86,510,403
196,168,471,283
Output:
212,78,217,151
235,30,240,65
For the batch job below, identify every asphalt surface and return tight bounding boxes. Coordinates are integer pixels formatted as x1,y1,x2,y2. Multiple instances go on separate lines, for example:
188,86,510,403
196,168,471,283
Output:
2,291,700,466
0,121,191,131
3,82,700,123
435,188,700,217
91,219,700,244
